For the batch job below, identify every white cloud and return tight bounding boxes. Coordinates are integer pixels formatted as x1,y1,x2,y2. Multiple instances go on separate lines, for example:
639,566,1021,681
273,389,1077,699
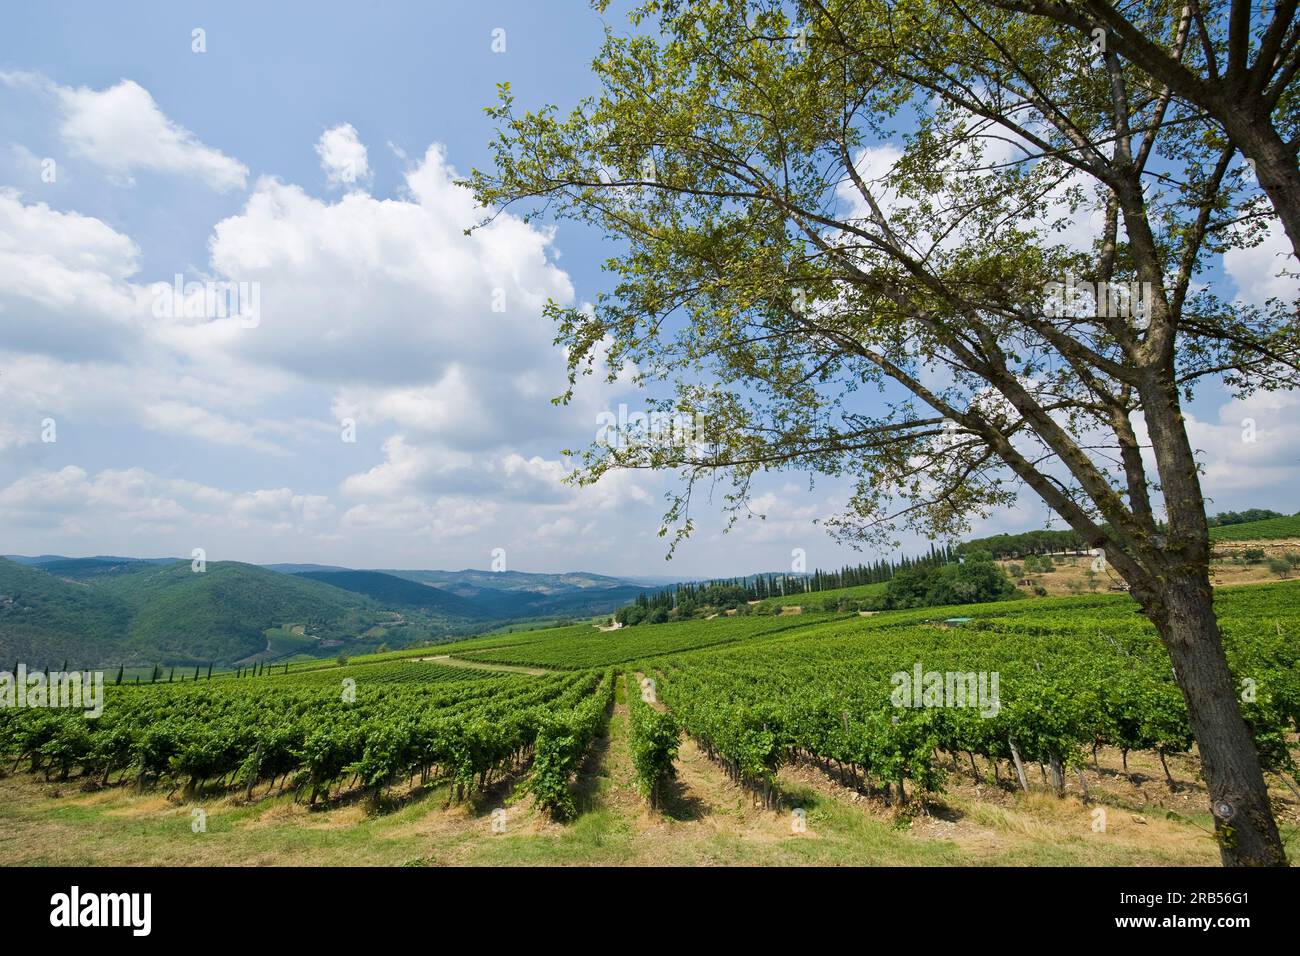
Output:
1184,390,1300,497
315,123,371,189
340,435,585,505
0,189,147,360
47,78,247,191
340,495,497,539
197,144,572,388
0,465,332,535
1224,220,1299,308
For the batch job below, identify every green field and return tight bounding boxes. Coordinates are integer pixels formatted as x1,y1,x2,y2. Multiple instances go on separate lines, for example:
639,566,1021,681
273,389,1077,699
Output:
1210,514,1300,541
451,615,833,669
753,580,890,610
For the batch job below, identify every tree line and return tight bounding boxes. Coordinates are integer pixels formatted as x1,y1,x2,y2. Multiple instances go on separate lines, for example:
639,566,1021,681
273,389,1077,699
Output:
617,543,957,623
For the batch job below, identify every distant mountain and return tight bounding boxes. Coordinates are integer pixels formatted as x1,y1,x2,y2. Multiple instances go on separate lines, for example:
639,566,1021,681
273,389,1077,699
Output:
378,568,641,594
295,570,480,615
24,556,177,581
370,568,664,619
301,569,660,620
263,563,354,575
484,584,663,619
620,574,697,587
4,554,179,567
0,555,664,668
7,555,678,598
0,558,386,668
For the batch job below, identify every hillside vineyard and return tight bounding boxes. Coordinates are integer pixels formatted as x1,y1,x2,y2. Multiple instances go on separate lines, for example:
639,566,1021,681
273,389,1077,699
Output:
3,583,1296,823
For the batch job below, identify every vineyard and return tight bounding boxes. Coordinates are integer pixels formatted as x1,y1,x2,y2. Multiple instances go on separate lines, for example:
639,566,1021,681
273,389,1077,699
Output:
647,585,1300,809
0,660,610,809
1209,514,1300,541
1,581,1297,865
452,615,832,669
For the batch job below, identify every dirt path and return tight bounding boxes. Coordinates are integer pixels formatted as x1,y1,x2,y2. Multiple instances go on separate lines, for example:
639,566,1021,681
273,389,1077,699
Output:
630,671,808,839
411,655,551,676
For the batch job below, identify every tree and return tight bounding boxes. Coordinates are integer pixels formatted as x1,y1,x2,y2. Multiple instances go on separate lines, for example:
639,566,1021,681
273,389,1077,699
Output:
1210,508,1285,526
470,0,1297,864
978,0,1300,260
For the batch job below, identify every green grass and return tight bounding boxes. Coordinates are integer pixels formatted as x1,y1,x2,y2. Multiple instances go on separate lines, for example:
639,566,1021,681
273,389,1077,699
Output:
264,625,316,657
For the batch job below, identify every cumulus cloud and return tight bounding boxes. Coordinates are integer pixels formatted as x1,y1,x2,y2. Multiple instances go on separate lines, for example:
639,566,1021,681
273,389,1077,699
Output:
0,189,147,360
719,483,826,546
196,144,571,385
340,495,497,539
339,434,650,508
1224,220,1299,308
6,74,250,191
315,123,371,189
0,465,332,536
1184,390,1300,497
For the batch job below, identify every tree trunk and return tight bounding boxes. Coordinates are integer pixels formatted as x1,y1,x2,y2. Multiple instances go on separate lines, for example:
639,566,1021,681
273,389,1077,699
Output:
1128,357,1287,866
1157,748,1175,790
1150,574,1286,866
1048,755,1064,796
1227,117,1300,263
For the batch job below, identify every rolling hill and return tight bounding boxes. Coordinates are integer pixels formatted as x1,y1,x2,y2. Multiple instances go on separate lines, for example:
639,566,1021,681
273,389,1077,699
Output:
23,556,177,581
294,569,480,616
377,568,658,619
0,558,132,667
1209,513,1300,541
0,558,387,668
96,561,389,664
0,556,658,668
380,567,640,594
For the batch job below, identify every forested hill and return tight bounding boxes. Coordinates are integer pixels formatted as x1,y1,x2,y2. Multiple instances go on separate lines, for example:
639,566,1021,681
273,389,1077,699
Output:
0,557,659,668
0,558,385,668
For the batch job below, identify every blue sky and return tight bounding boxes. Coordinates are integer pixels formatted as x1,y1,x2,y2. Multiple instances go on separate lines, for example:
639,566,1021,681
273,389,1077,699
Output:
0,1,1296,576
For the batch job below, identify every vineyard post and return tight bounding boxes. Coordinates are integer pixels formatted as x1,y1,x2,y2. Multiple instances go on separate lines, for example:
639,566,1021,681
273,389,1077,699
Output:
1008,739,1029,792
